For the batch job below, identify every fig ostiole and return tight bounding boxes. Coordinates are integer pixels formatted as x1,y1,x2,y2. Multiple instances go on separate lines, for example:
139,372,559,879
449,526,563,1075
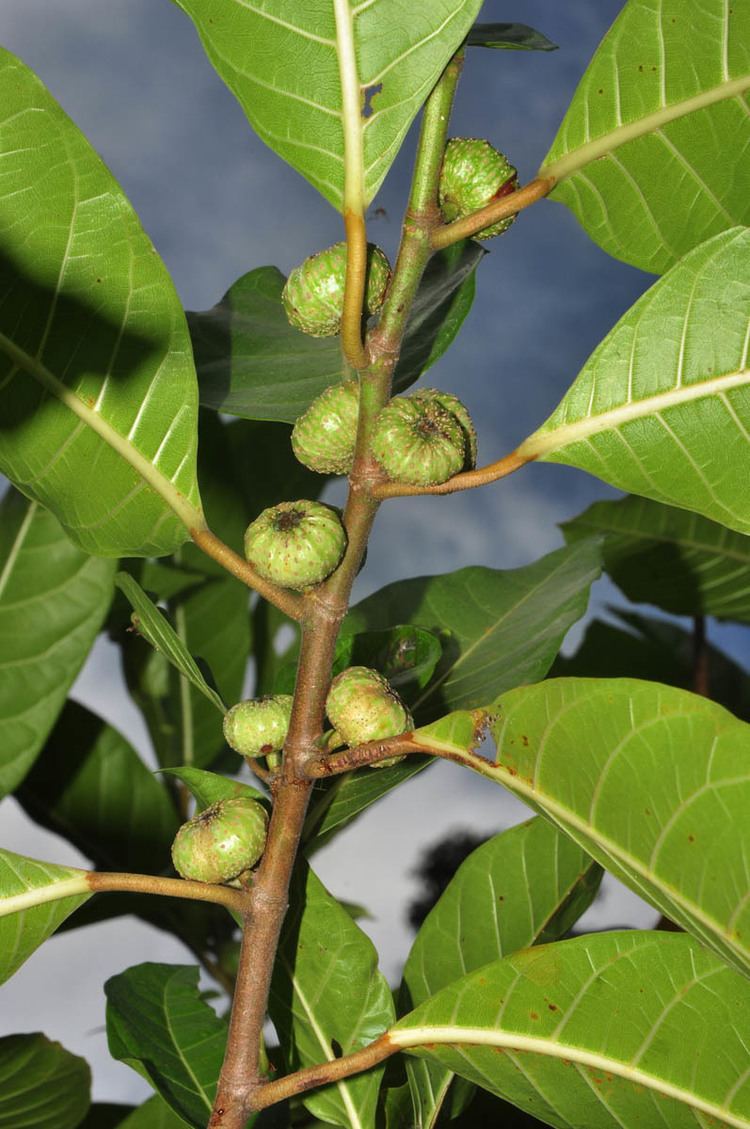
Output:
439,137,518,239
244,500,347,591
370,394,468,486
171,798,269,885
282,242,391,337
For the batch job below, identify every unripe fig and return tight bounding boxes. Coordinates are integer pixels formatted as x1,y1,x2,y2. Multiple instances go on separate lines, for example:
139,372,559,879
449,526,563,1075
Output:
282,242,391,337
326,666,413,764
244,500,347,591
439,138,518,239
370,395,466,486
292,380,360,474
171,798,268,884
223,694,293,757
413,388,477,469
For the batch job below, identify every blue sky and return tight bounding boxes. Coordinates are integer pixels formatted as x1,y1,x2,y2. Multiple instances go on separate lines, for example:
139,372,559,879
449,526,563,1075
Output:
2,0,748,1106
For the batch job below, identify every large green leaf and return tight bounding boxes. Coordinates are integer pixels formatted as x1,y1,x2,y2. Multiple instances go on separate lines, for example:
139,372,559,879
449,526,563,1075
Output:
191,245,482,425
0,849,91,985
0,1033,90,1129
269,863,395,1128
79,1106,136,1129
554,611,750,722
0,489,114,799
519,229,750,534
0,50,202,556
563,495,750,622
478,678,750,976
117,1097,189,1129
303,540,601,846
392,932,750,1129
540,0,750,273
347,538,602,719
401,819,601,1129
171,0,483,211
16,702,179,874
105,963,227,1129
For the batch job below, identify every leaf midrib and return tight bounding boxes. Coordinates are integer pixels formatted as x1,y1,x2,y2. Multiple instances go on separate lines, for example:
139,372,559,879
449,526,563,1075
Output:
0,330,204,533
541,73,750,183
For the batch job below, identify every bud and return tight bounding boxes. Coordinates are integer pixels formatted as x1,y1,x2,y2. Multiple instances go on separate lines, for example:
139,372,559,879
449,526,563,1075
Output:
171,798,268,884
439,138,518,239
244,500,347,591
282,243,391,337
223,695,293,757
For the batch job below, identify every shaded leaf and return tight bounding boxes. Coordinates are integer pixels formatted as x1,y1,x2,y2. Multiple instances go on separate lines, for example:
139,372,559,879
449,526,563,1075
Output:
269,863,395,1128
0,1033,90,1129
105,963,226,1129
0,489,114,800
0,49,202,555
172,0,483,210
488,678,750,976
562,494,750,622
0,850,90,984
540,0,750,273
467,23,557,52
520,229,750,535
78,1106,136,1129
401,819,601,1128
117,1097,189,1128
393,932,750,1129
116,572,226,714
17,702,179,874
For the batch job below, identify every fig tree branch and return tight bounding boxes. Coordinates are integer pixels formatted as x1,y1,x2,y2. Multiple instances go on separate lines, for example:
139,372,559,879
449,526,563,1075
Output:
430,175,555,249
86,871,246,913
372,449,532,499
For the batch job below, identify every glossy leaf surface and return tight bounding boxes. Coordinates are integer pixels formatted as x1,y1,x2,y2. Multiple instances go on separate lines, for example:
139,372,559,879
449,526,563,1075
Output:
541,0,750,273
563,495,750,621
401,819,601,1128
17,702,179,874
520,230,750,534
269,864,394,1128
172,0,482,210
0,490,114,800
488,678,750,976
0,50,202,555
160,766,265,810
0,1033,90,1129
394,932,750,1129
106,964,226,1129
467,23,557,51
0,850,90,985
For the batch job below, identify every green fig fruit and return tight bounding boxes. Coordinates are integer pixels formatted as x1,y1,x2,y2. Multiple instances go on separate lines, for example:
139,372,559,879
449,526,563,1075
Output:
282,242,391,337
413,388,477,469
244,500,347,591
439,137,518,239
326,666,412,766
292,380,360,474
171,798,268,884
223,695,293,757
370,395,466,486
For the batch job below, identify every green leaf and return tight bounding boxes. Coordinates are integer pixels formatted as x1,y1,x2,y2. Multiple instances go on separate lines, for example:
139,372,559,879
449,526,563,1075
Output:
269,863,395,1128
276,624,443,696
171,0,483,211
0,49,202,555
0,1033,91,1129
467,23,557,52
519,229,750,534
401,818,601,1129
116,572,226,714
540,0,750,273
16,702,179,874
486,678,750,976
117,1098,189,1129
160,766,266,810
191,246,482,425
0,489,115,799
0,850,91,984
347,538,602,719
562,495,750,622
105,963,227,1129
304,540,601,847
393,932,750,1129
554,611,750,723
78,1106,136,1129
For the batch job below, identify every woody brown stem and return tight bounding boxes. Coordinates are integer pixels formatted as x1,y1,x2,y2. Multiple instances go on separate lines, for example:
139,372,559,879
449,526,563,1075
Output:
190,527,304,621
372,449,532,499
431,175,555,249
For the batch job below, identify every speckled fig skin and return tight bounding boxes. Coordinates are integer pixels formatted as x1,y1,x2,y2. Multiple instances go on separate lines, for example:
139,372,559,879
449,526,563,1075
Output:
370,395,466,486
325,667,413,766
171,798,268,884
292,380,360,474
413,388,477,469
282,242,391,337
439,138,518,239
244,500,347,591
223,695,293,757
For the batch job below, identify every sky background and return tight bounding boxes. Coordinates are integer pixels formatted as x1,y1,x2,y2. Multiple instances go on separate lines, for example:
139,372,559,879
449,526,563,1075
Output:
2,0,749,1110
